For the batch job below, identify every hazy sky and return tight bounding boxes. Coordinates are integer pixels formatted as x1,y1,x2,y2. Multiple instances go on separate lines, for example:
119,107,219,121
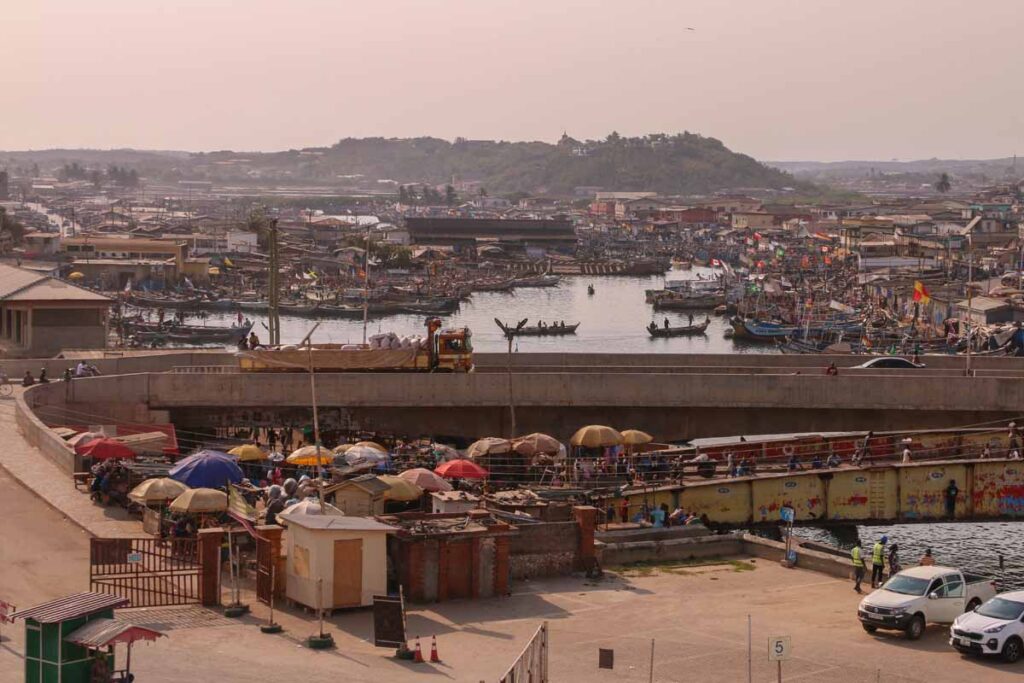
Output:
3,0,1021,161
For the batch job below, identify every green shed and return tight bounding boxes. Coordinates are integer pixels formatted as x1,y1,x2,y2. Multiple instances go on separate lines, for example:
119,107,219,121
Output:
14,592,129,683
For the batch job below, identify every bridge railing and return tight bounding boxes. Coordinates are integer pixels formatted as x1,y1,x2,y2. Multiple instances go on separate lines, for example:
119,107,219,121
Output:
171,365,240,374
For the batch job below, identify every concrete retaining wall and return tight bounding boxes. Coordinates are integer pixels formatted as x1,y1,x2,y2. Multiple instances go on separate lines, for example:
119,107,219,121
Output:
599,533,743,566
15,389,76,473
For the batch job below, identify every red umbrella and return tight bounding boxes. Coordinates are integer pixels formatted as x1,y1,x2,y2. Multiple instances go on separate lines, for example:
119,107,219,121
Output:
434,459,488,480
77,438,136,460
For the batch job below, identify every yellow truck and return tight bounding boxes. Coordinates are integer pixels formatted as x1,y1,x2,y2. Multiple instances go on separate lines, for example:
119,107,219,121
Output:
238,318,473,372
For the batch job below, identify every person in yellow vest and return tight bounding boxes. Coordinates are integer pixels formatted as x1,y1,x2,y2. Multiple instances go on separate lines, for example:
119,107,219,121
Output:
851,539,866,593
871,536,888,588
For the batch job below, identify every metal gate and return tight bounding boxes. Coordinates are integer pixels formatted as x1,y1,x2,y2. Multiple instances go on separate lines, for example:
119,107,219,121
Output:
90,537,201,608
500,621,548,683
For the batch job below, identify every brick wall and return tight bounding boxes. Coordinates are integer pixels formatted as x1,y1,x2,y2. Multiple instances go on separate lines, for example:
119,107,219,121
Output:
508,521,579,580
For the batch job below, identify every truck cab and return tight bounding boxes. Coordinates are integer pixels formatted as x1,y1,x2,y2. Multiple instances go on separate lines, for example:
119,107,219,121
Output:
859,566,996,640
424,317,473,372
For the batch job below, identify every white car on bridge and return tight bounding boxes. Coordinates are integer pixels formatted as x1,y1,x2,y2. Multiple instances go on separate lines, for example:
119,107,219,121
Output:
858,566,996,640
950,590,1024,663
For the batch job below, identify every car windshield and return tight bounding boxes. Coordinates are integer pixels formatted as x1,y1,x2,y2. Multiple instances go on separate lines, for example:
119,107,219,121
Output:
977,598,1024,620
882,575,930,596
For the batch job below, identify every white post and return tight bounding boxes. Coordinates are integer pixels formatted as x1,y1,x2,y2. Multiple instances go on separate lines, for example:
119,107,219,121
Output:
966,234,973,377
747,614,752,683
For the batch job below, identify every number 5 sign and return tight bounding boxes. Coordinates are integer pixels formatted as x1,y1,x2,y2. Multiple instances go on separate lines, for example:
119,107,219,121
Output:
768,635,791,661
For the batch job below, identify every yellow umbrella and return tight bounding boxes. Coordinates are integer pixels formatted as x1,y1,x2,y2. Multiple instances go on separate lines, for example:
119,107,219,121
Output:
68,272,85,280
286,445,333,466
353,440,387,453
378,475,424,502
228,444,267,462
621,429,653,445
208,266,221,276
570,425,623,448
332,443,355,455
168,488,227,513
128,477,188,505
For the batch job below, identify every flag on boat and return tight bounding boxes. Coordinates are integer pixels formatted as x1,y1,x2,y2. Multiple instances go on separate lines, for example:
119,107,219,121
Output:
753,232,763,240
710,258,722,267
913,281,931,304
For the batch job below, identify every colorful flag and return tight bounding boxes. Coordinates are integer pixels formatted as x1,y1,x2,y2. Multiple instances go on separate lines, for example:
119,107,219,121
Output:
913,281,931,304
710,258,722,267
227,487,264,539
753,232,763,240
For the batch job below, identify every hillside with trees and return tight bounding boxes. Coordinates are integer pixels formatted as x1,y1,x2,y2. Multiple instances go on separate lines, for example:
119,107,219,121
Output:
299,133,800,195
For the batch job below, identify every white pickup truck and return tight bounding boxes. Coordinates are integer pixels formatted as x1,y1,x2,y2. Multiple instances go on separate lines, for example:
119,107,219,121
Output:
858,566,997,640
950,590,1024,663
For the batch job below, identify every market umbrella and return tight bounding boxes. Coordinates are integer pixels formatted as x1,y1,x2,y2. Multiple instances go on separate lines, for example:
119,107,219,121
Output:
512,433,561,457
344,445,387,465
332,443,355,455
68,431,105,448
128,478,188,505
282,499,344,516
169,488,227,514
467,437,512,459
352,440,387,453
378,475,424,502
398,468,452,493
77,438,137,460
570,425,623,448
169,450,243,488
67,272,85,280
621,429,654,445
435,459,488,480
286,445,332,467
228,444,267,462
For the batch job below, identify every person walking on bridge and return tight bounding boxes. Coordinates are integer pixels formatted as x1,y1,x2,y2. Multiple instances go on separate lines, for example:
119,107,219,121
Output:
851,539,866,593
871,536,888,588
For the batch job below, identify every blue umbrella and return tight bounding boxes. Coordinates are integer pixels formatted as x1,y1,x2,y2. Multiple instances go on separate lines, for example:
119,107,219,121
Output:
169,449,243,489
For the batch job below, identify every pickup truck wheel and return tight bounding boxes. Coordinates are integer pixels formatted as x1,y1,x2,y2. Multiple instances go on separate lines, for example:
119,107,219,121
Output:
966,599,982,613
1002,637,1023,664
904,615,925,640
861,624,877,633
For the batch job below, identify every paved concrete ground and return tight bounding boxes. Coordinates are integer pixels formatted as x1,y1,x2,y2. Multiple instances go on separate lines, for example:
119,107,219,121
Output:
0,389,138,537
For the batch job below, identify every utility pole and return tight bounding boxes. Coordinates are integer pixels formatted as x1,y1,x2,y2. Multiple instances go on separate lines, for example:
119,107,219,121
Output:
966,233,973,377
362,229,371,345
494,318,527,438
267,218,280,346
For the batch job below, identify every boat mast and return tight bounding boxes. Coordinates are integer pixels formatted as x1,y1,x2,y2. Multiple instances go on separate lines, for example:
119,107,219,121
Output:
267,218,280,346
362,229,370,345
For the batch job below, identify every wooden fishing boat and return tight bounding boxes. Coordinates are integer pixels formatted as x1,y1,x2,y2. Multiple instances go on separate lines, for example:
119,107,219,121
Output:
511,274,560,288
652,293,726,310
647,319,709,338
514,322,579,336
127,320,253,345
128,293,202,309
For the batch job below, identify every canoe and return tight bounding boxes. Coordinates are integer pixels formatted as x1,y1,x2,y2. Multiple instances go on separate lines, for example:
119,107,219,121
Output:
514,323,579,337
652,294,726,310
647,319,709,338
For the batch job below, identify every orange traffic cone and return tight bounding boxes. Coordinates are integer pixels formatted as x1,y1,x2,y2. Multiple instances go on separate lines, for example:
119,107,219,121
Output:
413,637,424,663
430,635,441,663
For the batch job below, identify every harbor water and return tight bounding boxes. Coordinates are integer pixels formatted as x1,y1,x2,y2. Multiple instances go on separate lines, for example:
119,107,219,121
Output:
792,522,1024,590
187,268,777,354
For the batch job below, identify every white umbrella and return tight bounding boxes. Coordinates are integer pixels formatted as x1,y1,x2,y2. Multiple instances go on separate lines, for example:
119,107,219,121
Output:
344,445,387,465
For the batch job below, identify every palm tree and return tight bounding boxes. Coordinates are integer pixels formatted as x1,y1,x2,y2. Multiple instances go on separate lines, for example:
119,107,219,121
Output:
935,172,952,194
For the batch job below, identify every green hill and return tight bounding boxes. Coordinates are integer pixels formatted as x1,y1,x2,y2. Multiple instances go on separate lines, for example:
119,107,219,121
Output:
302,132,800,195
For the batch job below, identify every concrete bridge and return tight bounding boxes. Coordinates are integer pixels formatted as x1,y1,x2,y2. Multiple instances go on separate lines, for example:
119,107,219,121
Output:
21,350,1024,442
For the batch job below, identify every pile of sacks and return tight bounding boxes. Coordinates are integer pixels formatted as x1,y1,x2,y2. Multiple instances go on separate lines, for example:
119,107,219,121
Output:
369,332,428,350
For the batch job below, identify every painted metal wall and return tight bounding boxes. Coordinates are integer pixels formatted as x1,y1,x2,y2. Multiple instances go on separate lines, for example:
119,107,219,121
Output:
623,460,1024,526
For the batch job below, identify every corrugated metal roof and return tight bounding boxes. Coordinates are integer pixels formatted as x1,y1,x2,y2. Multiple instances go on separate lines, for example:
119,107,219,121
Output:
14,592,129,623
279,513,396,532
0,264,45,299
5,278,112,302
64,618,164,647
